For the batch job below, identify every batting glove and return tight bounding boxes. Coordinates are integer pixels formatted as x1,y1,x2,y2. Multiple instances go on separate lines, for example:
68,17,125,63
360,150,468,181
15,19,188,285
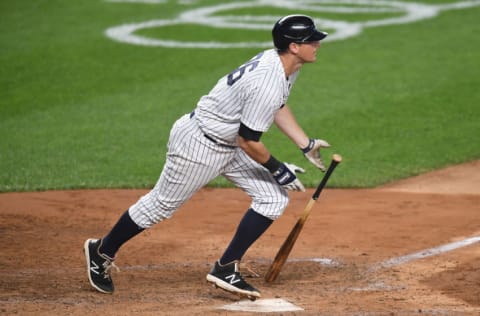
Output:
302,138,330,171
272,162,306,192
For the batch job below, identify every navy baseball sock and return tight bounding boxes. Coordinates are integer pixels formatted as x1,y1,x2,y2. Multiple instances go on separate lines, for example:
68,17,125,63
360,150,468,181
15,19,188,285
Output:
99,209,144,259
219,208,273,265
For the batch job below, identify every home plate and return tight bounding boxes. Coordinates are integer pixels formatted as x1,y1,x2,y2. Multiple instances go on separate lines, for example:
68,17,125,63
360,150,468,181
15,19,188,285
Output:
219,298,303,312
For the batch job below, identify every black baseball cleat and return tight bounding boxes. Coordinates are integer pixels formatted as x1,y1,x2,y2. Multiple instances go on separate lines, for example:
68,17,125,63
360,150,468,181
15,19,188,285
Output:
206,260,261,301
84,238,119,294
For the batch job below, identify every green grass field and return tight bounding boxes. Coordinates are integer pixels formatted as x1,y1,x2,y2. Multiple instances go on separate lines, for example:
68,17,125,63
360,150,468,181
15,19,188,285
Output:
1,0,479,192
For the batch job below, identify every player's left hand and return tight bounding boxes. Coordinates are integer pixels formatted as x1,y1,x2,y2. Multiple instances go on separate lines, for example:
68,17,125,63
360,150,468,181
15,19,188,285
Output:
302,138,330,171
281,163,306,192
272,162,306,192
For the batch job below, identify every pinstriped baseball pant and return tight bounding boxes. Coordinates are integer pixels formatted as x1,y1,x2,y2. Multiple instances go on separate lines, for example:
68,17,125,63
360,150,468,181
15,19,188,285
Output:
128,113,289,228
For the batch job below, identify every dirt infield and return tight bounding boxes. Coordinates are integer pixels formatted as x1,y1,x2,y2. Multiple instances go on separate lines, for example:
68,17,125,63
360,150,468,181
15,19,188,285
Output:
1,161,479,315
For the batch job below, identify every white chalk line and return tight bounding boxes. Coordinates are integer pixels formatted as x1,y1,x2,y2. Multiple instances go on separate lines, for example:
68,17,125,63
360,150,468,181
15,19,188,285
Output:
350,236,480,292
121,257,339,271
122,235,480,274
372,235,480,271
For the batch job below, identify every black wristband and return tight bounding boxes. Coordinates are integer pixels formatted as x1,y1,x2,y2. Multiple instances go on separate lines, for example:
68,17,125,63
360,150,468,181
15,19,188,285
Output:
261,155,282,173
301,138,315,154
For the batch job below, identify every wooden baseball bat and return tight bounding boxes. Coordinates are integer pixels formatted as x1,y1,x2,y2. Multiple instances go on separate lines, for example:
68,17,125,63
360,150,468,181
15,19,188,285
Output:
264,154,342,283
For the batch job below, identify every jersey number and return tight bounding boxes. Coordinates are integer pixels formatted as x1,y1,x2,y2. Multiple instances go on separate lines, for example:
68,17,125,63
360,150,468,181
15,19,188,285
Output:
227,52,264,86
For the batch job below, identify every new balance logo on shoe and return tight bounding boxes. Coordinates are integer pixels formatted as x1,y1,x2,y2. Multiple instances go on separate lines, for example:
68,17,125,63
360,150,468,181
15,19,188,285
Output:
225,273,240,285
90,260,100,275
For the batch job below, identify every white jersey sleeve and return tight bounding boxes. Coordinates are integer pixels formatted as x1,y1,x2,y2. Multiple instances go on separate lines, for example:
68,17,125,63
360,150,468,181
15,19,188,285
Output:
241,56,298,132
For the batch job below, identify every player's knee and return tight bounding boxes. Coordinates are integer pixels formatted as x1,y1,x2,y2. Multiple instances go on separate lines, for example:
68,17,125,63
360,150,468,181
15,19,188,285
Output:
252,192,289,220
128,206,170,228
278,193,290,212
128,196,177,228
271,195,290,220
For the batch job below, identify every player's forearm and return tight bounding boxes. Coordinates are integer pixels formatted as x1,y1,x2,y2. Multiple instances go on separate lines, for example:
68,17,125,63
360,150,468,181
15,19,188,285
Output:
237,136,271,164
274,105,310,148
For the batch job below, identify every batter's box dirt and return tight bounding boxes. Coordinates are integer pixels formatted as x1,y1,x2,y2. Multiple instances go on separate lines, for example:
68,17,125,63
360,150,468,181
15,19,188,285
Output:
0,161,479,315
421,254,480,307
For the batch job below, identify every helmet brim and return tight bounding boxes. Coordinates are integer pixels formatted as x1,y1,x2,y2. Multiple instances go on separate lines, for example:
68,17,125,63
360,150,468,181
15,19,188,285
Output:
302,30,328,42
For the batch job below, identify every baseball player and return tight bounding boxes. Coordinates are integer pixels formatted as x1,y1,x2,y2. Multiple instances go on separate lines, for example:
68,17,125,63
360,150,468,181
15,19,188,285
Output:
84,14,330,300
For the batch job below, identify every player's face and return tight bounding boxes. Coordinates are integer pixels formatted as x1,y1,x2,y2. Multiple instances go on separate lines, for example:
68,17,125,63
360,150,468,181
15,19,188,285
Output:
297,41,321,63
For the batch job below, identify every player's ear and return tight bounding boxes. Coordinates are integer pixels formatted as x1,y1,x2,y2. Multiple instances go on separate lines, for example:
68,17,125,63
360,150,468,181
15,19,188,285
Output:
288,42,300,54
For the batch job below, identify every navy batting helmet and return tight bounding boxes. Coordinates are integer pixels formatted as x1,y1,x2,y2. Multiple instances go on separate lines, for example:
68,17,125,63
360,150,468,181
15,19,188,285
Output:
272,15,327,51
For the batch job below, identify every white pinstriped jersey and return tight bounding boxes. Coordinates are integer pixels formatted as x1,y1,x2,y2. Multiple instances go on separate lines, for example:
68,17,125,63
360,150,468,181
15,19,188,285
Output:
195,49,299,145
128,49,299,227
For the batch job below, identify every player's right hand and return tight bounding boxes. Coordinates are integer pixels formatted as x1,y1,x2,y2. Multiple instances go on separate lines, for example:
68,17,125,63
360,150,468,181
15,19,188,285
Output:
272,162,306,192
302,138,330,171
